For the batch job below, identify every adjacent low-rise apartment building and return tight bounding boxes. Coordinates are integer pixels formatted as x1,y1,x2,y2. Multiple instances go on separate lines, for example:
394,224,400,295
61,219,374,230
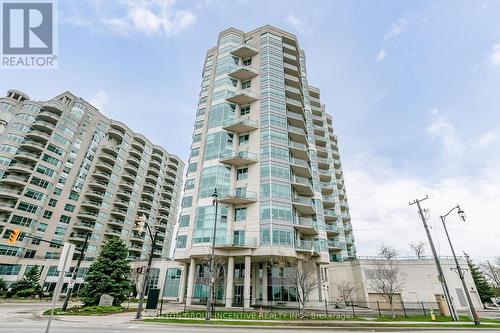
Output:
0,89,184,291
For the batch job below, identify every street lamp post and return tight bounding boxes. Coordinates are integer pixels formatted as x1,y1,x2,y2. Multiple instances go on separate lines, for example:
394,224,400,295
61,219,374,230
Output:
135,215,160,320
440,205,480,325
205,188,219,322
410,196,459,321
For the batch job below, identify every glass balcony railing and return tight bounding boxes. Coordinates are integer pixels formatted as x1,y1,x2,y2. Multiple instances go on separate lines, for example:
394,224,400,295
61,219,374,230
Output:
215,236,257,248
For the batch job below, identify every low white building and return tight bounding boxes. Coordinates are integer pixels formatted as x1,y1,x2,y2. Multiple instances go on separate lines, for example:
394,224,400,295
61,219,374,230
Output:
327,256,482,314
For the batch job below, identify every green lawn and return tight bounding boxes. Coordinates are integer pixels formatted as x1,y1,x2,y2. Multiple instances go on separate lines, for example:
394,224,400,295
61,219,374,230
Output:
42,305,133,316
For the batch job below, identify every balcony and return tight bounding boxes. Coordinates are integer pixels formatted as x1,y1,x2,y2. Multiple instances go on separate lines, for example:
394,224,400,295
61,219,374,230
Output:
222,118,259,133
20,140,45,152
320,182,334,195
0,202,16,212
287,110,305,128
328,240,341,250
291,175,313,196
345,236,354,245
81,200,102,210
316,146,328,157
325,224,340,235
42,100,65,114
289,157,310,177
310,96,321,107
230,44,259,58
114,199,129,208
293,217,317,235
86,191,105,200
38,110,59,123
101,145,119,157
226,89,258,105
317,157,332,169
283,42,298,55
324,209,337,222
88,180,108,191
295,240,319,255
14,151,39,164
285,73,300,88
108,128,124,140
218,189,257,205
292,196,316,215
77,211,98,221
288,125,307,144
2,175,28,185
74,222,95,232
285,85,302,100
31,120,54,133
129,244,143,252
69,233,89,243
283,52,298,65
93,172,111,180
26,130,50,141
0,187,21,199
99,152,116,165
284,62,299,76
111,208,127,218
322,195,335,208
319,169,332,181
7,163,33,174
289,141,308,160
286,97,303,113
228,66,259,81
96,162,114,173
104,229,122,238
108,219,124,227
220,150,258,166
215,236,257,249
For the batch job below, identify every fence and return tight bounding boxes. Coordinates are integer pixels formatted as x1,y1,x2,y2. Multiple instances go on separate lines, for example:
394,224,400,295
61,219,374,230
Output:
158,296,443,319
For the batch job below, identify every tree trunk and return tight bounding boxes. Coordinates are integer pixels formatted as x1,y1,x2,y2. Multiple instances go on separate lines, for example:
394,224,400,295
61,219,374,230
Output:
390,301,395,318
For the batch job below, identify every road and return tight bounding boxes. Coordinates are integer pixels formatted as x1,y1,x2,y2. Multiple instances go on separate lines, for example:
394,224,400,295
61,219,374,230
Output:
0,302,499,333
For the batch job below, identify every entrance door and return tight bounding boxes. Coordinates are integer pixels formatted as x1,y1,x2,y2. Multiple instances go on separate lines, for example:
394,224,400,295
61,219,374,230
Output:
233,285,244,306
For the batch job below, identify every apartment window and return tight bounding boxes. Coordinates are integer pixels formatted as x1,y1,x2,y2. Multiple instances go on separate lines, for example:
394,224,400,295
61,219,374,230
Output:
184,179,195,190
36,165,55,177
48,198,57,207
240,105,250,116
0,264,21,275
54,226,67,237
30,177,51,189
24,250,36,258
241,80,251,89
234,207,247,221
24,189,45,201
18,201,39,214
42,154,61,167
238,134,249,145
59,215,71,224
236,167,248,181
64,204,75,212
187,163,197,173
10,215,33,227
190,148,200,158
53,187,62,196
233,230,245,245
193,133,202,143
176,235,187,248
243,58,252,66
37,223,47,232
43,210,53,219
179,215,190,227
181,196,193,208
68,192,79,201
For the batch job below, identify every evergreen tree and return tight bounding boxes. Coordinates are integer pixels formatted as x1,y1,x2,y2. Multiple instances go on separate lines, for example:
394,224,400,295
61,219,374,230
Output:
79,238,132,306
10,266,42,297
464,252,494,306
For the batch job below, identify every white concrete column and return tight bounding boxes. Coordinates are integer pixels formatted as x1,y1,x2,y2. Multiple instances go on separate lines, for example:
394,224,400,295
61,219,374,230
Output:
178,263,188,302
244,256,251,308
317,264,323,302
252,263,258,304
262,264,268,305
186,258,196,306
225,256,234,307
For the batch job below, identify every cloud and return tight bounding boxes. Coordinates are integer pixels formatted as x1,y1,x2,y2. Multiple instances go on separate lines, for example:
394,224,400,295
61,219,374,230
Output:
384,18,408,41
489,43,500,67
427,109,464,155
478,130,499,147
345,151,500,262
66,0,196,37
89,90,108,111
286,13,307,33
376,49,386,61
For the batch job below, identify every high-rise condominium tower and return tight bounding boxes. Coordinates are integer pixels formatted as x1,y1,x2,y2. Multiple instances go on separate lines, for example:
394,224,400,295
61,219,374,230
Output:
0,89,183,288
174,26,355,308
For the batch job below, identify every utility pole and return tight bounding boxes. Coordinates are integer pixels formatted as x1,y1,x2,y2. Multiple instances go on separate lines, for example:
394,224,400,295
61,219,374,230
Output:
409,196,458,321
62,232,90,311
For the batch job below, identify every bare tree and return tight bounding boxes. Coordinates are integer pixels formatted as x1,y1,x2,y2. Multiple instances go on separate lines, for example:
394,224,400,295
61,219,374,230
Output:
336,280,355,305
479,257,500,290
409,241,426,259
367,244,406,318
200,255,226,303
272,256,320,315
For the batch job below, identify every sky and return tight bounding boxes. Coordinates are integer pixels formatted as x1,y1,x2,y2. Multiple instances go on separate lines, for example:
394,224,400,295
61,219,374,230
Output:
1,0,499,262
